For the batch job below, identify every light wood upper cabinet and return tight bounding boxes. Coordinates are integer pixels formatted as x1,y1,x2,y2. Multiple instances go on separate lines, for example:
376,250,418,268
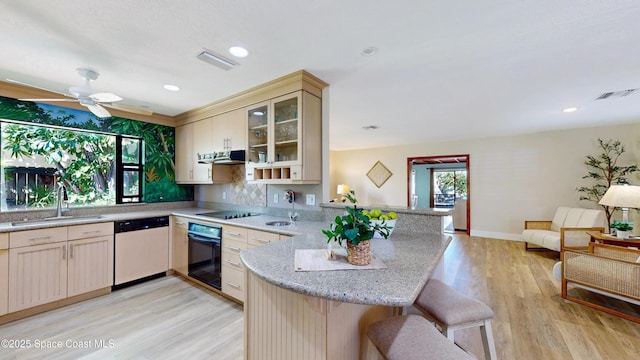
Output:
175,119,234,184
0,233,8,316
212,108,246,150
245,91,321,184
175,123,193,183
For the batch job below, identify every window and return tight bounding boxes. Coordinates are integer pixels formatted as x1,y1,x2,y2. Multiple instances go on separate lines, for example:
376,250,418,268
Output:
116,136,143,203
0,120,142,210
433,169,468,208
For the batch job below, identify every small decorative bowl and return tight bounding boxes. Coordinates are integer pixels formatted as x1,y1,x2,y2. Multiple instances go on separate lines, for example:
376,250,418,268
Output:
370,219,397,238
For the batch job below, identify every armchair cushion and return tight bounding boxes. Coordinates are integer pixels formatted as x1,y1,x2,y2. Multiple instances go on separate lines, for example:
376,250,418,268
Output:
561,244,640,322
523,207,606,252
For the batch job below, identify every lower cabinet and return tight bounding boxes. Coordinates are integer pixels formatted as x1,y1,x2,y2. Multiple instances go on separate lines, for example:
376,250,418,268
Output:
171,216,189,276
7,223,114,313
221,228,285,302
1,233,10,316
67,235,113,297
248,229,280,248
8,241,68,312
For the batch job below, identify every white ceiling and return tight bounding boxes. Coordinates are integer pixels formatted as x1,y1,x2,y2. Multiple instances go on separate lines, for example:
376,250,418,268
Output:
1,0,639,150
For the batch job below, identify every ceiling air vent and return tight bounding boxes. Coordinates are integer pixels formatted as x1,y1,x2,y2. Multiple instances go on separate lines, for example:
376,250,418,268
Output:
596,89,638,100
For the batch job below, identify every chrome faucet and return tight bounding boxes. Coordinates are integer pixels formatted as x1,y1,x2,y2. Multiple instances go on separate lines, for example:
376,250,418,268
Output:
56,183,68,217
284,190,299,221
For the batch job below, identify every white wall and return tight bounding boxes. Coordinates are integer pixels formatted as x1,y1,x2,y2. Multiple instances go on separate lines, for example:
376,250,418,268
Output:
330,123,640,240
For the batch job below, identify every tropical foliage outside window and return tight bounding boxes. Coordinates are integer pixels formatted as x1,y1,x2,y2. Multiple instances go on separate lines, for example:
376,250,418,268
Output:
0,96,192,211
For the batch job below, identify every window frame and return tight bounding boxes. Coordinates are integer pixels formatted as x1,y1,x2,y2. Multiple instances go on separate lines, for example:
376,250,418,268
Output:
115,135,144,204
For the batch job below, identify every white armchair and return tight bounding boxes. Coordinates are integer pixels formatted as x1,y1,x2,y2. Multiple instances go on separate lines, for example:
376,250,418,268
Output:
522,207,606,252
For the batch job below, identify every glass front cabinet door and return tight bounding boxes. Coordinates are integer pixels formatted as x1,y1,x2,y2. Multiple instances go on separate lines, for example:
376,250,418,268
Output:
246,91,317,183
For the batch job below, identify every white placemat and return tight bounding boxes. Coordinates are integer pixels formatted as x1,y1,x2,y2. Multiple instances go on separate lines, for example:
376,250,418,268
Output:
294,248,387,271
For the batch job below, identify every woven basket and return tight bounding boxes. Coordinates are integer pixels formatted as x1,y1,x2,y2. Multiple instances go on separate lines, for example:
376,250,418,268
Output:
347,240,371,266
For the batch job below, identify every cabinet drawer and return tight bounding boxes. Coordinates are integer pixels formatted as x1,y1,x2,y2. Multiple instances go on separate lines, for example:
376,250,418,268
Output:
0,233,8,250
222,238,247,255
248,229,280,248
222,252,244,270
68,222,114,240
172,216,189,229
222,265,245,302
10,227,68,248
223,225,248,242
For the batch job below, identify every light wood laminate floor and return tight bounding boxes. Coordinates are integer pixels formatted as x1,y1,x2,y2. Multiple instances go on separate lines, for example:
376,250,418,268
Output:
1,235,639,359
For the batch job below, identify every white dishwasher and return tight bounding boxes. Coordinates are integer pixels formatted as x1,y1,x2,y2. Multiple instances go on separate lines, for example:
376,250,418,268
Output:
113,216,169,286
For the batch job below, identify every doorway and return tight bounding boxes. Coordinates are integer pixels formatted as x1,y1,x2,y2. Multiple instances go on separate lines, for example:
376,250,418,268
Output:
407,154,470,235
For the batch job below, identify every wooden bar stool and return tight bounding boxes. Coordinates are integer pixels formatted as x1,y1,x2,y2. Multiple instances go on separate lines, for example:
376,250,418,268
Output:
414,279,497,360
365,315,474,360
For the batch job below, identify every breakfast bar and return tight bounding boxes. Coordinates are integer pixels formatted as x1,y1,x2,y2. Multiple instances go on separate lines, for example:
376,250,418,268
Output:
240,228,451,360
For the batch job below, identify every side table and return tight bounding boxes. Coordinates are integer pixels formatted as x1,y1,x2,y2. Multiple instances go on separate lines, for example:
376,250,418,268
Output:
586,231,640,247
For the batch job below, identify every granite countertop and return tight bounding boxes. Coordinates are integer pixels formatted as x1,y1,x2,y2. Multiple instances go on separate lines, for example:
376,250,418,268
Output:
240,228,452,307
0,207,317,237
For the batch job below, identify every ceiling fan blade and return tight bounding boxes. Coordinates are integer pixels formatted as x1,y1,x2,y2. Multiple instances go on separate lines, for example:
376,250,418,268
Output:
103,102,153,116
17,98,77,102
6,78,69,97
90,92,122,103
86,103,112,118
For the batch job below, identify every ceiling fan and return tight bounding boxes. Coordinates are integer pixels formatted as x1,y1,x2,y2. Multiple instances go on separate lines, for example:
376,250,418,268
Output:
7,68,153,118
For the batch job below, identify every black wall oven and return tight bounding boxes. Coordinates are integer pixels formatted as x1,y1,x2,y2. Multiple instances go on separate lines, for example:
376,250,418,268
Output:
188,222,222,289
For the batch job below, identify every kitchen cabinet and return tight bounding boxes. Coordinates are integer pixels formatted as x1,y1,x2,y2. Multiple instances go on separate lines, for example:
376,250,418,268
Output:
221,234,248,302
8,227,68,312
221,225,248,302
176,120,233,184
171,216,189,276
0,234,8,315
245,91,322,184
7,224,114,313
212,108,246,151
175,123,193,183
247,229,280,248
67,223,114,297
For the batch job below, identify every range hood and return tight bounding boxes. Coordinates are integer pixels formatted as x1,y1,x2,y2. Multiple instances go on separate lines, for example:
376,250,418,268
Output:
198,150,245,165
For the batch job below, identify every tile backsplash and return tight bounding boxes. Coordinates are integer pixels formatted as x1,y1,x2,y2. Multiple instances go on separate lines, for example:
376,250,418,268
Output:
229,165,266,206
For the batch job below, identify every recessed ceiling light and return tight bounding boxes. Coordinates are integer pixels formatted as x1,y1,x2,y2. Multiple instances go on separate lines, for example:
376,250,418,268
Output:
229,46,249,58
164,84,180,92
562,107,578,113
361,47,378,56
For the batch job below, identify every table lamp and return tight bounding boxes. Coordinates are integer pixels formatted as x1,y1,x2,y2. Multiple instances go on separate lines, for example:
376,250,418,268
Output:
598,184,640,222
337,184,350,203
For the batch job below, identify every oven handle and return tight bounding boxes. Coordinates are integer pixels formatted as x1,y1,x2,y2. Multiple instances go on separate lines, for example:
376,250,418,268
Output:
188,232,221,245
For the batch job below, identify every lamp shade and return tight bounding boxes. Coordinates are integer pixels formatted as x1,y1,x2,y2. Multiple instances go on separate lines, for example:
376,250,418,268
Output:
337,184,350,195
599,185,640,208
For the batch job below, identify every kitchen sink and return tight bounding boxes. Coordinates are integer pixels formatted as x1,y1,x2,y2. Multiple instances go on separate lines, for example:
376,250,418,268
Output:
11,215,106,227
265,221,293,227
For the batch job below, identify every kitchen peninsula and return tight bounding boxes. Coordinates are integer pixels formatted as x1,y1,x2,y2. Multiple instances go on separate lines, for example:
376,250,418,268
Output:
240,224,451,360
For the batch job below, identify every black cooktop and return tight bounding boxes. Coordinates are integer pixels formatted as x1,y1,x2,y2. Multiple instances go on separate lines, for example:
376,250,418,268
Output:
197,211,260,220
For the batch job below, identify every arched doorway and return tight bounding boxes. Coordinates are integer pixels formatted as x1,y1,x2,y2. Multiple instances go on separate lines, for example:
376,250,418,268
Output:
407,154,470,235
